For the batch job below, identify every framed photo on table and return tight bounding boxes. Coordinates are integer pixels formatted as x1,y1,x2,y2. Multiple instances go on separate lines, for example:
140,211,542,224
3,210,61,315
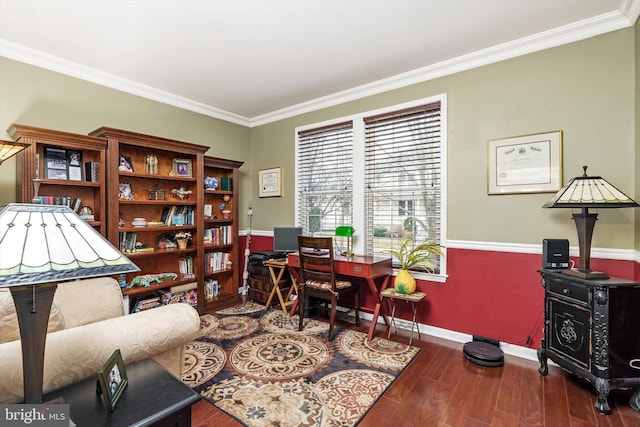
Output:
259,167,282,197
97,349,128,411
487,130,562,195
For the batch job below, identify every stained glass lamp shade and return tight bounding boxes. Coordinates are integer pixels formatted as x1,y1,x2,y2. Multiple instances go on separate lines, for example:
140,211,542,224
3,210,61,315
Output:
543,166,638,279
0,203,139,403
0,140,29,164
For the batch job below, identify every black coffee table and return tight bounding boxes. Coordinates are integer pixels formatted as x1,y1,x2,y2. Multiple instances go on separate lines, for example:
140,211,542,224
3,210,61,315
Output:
44,358,200,426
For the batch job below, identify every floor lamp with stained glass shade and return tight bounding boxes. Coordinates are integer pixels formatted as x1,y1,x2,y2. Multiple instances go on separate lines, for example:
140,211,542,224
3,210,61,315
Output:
0,139,30,164
0,203,139,403
543,166,638,280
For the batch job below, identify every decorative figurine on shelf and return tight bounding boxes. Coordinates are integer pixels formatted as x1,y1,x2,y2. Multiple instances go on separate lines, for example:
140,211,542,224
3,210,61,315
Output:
127,272,178,288
148,182,165,200
204,176,219,190
219,195,232,220
170,187,192,200
78,206,95,221
145,154,158,174
174,231,192,250
118,274,127,288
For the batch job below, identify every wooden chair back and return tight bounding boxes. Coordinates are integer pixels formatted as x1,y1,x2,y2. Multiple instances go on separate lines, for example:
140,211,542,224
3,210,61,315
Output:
297,236,336,290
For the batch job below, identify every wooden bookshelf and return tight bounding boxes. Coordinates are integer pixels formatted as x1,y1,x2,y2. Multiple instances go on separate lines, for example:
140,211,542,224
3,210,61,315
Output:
10,124,107,235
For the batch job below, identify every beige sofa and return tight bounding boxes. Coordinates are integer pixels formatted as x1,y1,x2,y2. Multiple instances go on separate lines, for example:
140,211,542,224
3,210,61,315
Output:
0,276,200,403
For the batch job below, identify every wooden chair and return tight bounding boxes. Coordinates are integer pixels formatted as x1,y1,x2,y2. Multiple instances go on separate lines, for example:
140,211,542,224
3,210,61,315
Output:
297,236,359,340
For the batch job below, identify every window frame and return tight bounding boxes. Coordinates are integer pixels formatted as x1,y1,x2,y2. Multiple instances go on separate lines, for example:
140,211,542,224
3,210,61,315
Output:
295,94,448,282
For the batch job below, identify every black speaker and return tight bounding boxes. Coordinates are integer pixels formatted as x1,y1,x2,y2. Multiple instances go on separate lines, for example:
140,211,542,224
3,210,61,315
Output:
542,239,569,269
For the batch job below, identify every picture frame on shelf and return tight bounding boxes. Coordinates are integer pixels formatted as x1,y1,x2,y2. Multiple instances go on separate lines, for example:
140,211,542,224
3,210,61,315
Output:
156,232,178,249
97,349,128,412
487,130,562,195
259,167,282,198
44,147,68,180
67,150,83,181
118,183,134,200
119,155,134,173
173,158,192,177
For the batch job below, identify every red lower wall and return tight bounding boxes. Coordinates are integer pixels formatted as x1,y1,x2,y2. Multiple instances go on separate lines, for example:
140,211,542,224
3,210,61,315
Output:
239,235,637,349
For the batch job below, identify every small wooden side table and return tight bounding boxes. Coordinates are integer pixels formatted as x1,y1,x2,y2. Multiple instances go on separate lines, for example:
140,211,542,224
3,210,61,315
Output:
263,259,299,315
44,358,200,426
381,288,426,345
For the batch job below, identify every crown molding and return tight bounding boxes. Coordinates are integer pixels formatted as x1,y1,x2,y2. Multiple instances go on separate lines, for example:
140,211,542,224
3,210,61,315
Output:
0,39,252,127
1,3,637,128
250,7,635,126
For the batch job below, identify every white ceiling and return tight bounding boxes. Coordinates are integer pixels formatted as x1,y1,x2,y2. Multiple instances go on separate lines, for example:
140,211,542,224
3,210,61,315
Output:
1,1,638,127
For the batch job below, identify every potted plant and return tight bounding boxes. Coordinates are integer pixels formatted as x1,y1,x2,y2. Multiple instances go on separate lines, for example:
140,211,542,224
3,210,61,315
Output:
385,239,443,294
174,231,192,250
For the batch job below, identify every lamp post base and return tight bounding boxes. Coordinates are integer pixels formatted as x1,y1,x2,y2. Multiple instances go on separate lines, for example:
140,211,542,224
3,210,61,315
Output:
10,283,58,403
562,268,609,280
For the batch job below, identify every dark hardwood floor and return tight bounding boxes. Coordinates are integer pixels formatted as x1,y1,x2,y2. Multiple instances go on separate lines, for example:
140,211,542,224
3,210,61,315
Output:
190,315,640,427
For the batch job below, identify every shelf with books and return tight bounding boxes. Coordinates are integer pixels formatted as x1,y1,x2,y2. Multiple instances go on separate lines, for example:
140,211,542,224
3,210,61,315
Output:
91,127,209,308
202,155,243,311
10,124,107,236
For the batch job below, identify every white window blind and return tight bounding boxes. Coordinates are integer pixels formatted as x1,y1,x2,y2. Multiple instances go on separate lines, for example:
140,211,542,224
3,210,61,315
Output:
297,122,354,236
364,102,443,272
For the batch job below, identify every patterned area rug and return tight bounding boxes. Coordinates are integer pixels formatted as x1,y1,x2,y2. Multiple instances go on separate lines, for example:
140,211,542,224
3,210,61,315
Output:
182,301,420,427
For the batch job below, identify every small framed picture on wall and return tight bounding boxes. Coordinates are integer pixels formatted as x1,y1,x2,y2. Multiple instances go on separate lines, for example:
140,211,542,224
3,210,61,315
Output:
259,167,282,198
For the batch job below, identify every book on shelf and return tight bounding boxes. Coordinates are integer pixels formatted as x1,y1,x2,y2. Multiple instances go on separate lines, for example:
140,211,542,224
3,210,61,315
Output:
204,225,232,246
36,196,77,208
204,279,220,299
84,161,99,182
204,251,232,273
158,288,197,306
161,206,195,226
203,229,212,245
178,256,195,279
119,232,137,253
132,296,161,312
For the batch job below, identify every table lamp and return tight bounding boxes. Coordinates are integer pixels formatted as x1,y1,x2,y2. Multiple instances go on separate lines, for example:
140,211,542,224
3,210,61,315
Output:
543,166,638,279
335,226,354,256
0,203,139,403
0,140,29,164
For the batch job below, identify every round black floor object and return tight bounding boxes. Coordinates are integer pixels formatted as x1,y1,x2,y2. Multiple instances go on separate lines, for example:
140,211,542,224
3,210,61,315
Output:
463,341,504,367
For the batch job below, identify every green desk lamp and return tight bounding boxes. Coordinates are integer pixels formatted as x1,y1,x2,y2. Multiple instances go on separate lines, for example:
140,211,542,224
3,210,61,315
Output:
335,226,354,256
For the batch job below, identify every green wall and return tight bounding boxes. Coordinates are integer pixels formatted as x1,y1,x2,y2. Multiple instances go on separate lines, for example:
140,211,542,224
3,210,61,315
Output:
0,57,251,209
250,28,638,251
1,26,637,252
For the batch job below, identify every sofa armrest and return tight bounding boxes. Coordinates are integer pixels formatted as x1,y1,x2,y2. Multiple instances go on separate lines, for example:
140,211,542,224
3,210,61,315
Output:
0,303,200,403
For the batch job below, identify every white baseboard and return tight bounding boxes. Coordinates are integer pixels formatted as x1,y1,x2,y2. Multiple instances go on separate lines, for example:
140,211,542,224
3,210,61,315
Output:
358,311,544,364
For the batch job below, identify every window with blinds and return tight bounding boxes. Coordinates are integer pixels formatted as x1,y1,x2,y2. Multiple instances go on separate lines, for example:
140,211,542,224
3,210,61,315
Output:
364,102,443,272
295,95,446,278
297,122,354,236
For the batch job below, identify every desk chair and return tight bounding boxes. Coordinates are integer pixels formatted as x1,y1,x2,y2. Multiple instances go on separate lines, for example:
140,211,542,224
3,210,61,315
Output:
297,236,359,340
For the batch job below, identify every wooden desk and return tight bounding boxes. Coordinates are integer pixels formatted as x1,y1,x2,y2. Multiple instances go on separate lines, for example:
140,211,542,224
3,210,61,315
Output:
287,253,392,340
44,358,200,426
